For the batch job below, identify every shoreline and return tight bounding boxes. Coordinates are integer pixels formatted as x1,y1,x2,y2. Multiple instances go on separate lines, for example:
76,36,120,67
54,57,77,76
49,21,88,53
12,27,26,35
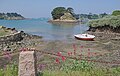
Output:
48,19,81,23
0,26,120,68
0,33,120,68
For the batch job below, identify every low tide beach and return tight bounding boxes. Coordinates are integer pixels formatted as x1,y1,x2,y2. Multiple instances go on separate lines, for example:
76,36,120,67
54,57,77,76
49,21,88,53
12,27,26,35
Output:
0,30,120,68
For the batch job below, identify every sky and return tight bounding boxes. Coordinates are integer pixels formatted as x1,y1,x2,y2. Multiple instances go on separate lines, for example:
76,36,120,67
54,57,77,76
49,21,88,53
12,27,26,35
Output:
0,0,120,18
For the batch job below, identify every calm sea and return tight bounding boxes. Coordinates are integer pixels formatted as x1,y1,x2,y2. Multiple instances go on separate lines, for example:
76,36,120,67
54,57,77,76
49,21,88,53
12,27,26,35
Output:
0,18,89,40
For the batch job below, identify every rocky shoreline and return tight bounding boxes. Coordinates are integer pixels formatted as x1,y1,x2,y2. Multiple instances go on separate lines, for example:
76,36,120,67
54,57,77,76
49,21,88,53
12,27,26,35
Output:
88,25,120,33
0,31,42,51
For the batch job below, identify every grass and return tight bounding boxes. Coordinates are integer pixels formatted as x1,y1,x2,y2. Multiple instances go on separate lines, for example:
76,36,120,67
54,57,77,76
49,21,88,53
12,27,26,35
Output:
40,67,120,76
0,29,11,36
0,65,120,76
0,64,18,76
0,58,120,76
38,59,120,76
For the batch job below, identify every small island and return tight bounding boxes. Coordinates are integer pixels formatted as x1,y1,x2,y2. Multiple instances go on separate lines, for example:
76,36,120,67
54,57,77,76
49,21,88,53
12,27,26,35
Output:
48,7,80,23
0,13,25,20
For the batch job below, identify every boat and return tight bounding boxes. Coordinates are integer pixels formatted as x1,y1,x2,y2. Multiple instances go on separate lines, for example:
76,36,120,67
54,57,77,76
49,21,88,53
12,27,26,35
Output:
74,34,95,41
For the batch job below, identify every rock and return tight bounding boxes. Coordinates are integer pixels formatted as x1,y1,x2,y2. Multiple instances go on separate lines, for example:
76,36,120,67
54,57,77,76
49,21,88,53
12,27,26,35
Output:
88,25,120,33
60,12,76,20
48,12,80,24
18,51,37,76
111,37,120,41
3,46,11,51
0,26,6,29
103,41,112,45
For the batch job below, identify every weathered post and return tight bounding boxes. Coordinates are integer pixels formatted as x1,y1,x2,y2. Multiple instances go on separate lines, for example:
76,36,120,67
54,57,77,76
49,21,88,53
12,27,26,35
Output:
18,51,37,76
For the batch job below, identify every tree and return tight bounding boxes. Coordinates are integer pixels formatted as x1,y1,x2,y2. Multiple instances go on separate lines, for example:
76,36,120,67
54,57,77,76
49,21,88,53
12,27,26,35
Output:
87,13,93,19
99,13,108,18
67,7,74,14
51,7,66,20
91,14,99,19
112,10,120,16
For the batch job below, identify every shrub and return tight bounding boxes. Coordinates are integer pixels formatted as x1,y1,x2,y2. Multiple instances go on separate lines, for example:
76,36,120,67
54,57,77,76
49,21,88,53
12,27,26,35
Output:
88,15,120,28
112,10,120,16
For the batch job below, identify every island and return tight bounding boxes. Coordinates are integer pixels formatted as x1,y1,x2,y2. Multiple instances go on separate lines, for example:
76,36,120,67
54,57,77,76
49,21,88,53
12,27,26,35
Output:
0,13,25,20
48,7,80,23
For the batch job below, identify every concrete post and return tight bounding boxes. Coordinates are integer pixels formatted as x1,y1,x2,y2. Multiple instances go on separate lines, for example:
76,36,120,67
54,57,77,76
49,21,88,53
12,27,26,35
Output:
18,51,37,76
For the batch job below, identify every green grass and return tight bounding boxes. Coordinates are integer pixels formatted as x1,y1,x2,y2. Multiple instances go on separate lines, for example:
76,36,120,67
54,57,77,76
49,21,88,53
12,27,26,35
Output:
0,64,18,76
38,60,120,76
41,67,120,76
0,29,11,36
0,60,120,76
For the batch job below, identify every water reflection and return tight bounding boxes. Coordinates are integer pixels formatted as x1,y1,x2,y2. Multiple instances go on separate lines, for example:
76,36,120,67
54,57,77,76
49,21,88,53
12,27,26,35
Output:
49,22,80,28
48,22,82,40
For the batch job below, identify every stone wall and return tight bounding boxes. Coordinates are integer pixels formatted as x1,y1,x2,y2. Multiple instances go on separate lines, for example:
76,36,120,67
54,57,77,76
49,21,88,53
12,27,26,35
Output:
0,31,23,42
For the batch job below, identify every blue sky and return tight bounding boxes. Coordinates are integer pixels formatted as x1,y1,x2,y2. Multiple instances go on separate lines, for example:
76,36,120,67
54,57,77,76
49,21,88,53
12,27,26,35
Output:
0,0,120,18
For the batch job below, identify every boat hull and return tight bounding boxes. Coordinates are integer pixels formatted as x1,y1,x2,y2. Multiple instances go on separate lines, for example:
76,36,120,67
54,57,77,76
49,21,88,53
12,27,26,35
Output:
75,36,94,41
74,34,95,41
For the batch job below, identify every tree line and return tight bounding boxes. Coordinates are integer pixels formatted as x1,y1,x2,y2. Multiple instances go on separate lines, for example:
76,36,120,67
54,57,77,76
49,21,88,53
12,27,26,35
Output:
79,13,108,19
51,7,110,20
0,13,24,20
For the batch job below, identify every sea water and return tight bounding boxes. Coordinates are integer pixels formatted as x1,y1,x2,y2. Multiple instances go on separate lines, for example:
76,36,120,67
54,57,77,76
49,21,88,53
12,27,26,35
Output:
0,18,89,40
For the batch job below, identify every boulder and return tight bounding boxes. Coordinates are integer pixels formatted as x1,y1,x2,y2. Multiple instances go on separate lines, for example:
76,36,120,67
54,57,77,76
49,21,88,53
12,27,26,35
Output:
18,51,37,76
60,13,76,20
